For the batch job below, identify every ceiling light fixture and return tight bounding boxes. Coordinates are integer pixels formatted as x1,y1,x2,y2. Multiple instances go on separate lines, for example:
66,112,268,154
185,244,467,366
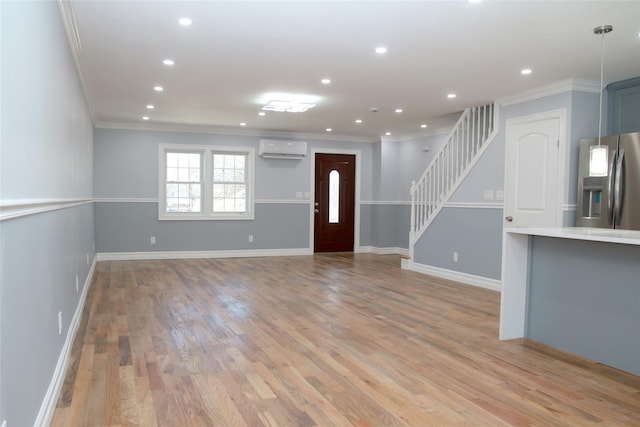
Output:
163,59,175,66
590,24,613,177
154,86,163,92
447,93,456,99
355,119,362,124
146,105,154,109
259,92,319,113
375,46,387,54
326,128,332,132
521,68,532,75
395,109,403,113
178,17,192,26
421,124,428,128
142,116,149,121
258,112,266,116
321,78,331,84
385,132,391,136
240,122,246,126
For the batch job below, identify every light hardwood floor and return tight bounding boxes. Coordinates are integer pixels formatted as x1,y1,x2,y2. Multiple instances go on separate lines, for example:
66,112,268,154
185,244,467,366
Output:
51,254,640,426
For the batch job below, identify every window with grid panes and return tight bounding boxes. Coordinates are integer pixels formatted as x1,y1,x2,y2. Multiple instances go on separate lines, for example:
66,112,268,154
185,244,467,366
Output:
159,144,255,220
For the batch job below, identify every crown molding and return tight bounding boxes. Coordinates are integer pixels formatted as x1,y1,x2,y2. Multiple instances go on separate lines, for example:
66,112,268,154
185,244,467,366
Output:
390,126,453,143
57,0,96,122
94,121,378,144
497,78,601,107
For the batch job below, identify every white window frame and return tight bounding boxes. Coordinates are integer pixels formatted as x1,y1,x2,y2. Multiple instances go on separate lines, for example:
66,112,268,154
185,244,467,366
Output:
159,143,255,220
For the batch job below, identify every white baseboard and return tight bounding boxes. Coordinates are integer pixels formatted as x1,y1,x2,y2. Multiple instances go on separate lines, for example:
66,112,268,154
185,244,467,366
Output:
96,248,313,261
409,261,502,292
34,257,97,427
358,246,409,256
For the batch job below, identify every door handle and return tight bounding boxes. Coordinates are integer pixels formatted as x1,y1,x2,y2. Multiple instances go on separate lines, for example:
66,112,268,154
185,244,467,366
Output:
614,149,624,225
505,216,513,222
314,209,320,214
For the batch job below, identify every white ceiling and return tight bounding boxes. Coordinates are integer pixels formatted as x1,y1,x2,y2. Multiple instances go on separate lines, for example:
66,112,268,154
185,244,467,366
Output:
68,0,640,142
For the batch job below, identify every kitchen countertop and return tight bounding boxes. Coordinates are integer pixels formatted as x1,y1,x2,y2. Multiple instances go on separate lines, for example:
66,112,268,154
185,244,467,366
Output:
505,226,640,246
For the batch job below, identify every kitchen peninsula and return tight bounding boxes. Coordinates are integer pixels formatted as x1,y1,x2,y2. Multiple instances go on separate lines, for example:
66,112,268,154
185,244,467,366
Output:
501,227,640,376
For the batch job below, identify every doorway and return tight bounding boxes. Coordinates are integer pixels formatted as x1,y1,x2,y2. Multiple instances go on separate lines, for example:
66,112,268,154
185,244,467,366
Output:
314,153,356,252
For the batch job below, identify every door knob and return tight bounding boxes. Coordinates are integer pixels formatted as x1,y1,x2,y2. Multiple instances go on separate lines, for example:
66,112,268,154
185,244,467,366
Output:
314,209,320,214
505,216,513,222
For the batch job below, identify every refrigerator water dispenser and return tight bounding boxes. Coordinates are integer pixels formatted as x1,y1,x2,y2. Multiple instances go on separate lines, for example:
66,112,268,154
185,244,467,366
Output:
581,176,605,218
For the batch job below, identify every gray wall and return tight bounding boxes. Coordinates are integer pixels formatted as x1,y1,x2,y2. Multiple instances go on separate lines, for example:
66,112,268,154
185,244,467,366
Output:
411,88,601,279
527,236,640,376
607,76,640,135
0,2,95,426
94,128,379,253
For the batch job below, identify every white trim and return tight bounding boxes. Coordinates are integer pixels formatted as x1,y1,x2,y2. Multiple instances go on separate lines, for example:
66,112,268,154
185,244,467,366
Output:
56,0,96,122
310,149,362,253
443,202,504,209
95,121,377,144
358,246,409,256
95,197,158,203
409,262,501,292
361,200,411,206
255,199,311,204
35,257,97,427
96,248,312,261
562,203,577,211
389,126,453,142
0,198,93,221
498,78,600,107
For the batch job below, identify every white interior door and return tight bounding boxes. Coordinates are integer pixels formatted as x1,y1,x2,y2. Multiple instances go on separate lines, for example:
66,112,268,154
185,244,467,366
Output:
504,113,563,228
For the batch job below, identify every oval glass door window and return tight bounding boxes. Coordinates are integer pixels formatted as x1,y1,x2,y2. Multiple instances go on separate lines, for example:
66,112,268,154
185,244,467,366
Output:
329,169,339,223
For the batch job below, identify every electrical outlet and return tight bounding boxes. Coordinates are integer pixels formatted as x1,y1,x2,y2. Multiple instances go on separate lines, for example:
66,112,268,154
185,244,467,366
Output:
483,190,495,201
304,191,311,198
58,312,62,335
150,236,156,245
295,192,303,199
248,235,254,243
496,190,504,201
453,251,459,263
75,275,79,292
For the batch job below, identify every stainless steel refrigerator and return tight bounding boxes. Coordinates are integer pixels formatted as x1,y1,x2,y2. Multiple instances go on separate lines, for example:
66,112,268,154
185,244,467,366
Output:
576,132,640,230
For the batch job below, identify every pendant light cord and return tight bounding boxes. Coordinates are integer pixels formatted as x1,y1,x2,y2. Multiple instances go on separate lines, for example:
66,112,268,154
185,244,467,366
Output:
597,28,605,147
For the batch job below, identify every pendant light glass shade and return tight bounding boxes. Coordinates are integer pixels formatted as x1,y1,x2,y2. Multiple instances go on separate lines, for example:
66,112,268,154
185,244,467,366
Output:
589,145,608,176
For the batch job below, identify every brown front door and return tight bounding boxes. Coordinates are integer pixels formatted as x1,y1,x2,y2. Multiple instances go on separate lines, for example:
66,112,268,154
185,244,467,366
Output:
314,153,356,252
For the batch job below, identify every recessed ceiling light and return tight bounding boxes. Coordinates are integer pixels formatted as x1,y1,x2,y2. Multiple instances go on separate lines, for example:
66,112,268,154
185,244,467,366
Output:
258,111,266,116
163,59,175,66
521,68,532,75
395,108,403,113
178,17,192,26
146,105,154,109
326,128,332,132
355,119,363,124
142,116,149,121
447,93,456,99
240,122,246,126
421,124,428,128
385,132,391,136
321,78,331,85
468,0,482,3
154,86,163,92
375,46,387,54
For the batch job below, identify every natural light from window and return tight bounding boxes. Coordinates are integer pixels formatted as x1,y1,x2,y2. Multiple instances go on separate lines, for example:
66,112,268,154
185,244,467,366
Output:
329,169,339,223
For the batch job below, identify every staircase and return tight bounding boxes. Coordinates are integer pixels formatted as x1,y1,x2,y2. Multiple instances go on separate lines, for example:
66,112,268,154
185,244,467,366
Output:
408,104,498,261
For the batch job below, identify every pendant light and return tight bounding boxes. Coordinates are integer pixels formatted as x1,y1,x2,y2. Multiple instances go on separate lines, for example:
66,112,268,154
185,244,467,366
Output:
589,24,613,177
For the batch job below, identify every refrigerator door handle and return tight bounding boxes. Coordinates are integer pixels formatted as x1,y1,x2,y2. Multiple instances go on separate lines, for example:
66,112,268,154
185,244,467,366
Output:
614,149,625,226
607,152,617,224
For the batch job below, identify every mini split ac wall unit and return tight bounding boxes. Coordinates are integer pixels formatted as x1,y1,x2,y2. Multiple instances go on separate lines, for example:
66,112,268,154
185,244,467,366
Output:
259,139,307,159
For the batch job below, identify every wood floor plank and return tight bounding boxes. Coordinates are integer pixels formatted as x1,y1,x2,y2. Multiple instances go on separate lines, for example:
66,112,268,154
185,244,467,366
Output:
52,254,640,426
